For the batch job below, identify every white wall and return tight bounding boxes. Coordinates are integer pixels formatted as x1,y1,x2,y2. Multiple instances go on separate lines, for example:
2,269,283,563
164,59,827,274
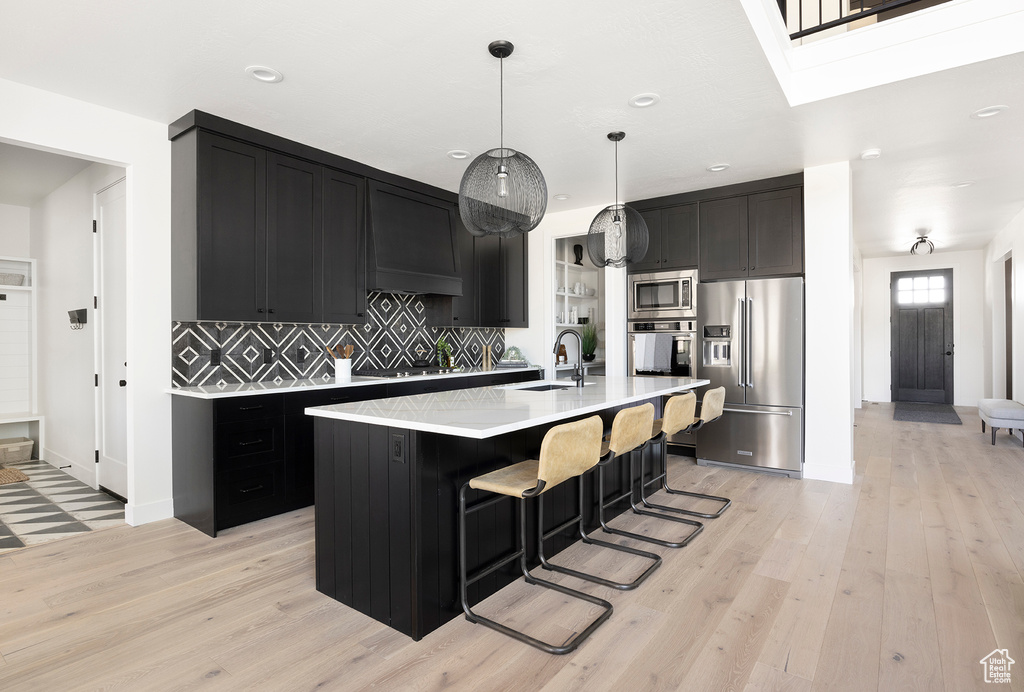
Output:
0,203,30,256
0,77,173,525
985,204,1024,401
506,204,628,378
861,249,987,406
853,242,864,408
804,161,855,484
30,163,123,484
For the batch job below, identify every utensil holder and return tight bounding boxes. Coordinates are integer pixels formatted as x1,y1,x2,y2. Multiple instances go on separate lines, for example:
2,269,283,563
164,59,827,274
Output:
335,358,352,381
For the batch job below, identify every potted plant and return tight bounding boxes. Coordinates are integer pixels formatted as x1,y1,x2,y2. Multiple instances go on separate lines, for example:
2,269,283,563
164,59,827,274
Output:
580,323,598,362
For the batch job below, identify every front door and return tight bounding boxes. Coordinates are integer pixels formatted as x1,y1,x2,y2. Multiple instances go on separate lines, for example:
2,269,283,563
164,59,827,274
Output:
891,268,953,404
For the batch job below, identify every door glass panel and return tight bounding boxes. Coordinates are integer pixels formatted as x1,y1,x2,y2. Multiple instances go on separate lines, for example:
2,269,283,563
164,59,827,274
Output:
898,290,914,304
897,277,913,290
929,289,945,303
929,276,945,288
914,276,929,290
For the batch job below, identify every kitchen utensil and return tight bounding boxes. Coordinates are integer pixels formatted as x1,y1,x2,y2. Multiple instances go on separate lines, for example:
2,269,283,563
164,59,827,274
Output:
326,345,338,358
343,345,354,359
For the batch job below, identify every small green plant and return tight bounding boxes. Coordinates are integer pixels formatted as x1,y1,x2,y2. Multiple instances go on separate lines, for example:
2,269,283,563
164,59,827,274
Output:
580,323,598,356
437,335,452,367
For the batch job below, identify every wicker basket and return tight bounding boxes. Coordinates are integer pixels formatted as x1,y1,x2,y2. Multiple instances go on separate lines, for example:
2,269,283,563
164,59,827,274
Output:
0,273,25,286
0,437,33,463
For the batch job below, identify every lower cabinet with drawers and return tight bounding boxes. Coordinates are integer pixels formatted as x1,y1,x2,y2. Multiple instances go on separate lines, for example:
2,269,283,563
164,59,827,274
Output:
171,370,540,536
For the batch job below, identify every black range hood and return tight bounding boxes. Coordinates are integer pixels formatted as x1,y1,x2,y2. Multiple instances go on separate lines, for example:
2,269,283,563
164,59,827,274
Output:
366,180,463,296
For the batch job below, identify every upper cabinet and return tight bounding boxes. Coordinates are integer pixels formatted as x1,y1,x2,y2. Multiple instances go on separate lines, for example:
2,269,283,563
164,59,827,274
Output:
451,218,478,326
628,203,698,272
477,232,528,328
322,168,367,323
699,186,803,281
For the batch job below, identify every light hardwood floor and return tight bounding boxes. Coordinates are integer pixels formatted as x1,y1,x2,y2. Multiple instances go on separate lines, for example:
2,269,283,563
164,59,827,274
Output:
1,403,1022,691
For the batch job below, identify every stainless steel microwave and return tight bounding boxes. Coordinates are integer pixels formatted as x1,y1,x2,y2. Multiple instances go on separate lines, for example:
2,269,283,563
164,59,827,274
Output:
628,269,697,320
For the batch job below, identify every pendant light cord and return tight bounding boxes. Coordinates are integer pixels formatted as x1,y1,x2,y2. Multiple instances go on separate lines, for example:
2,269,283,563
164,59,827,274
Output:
499,55,504,154
614,139,619,207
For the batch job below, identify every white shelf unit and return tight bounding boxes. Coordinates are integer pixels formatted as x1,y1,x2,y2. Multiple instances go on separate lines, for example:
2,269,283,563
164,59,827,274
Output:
0,257,38,446
553,237,605,380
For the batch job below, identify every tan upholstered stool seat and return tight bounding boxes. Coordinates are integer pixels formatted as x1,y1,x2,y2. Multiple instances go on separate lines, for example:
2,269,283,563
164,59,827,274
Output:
600,440,611,458
651,419,664,438
469,459,542,497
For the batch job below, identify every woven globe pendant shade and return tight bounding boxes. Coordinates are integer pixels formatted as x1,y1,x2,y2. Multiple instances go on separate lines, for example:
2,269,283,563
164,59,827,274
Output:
587,204,649,268
458,40,547,238
587,132,648,267
459,147,547,238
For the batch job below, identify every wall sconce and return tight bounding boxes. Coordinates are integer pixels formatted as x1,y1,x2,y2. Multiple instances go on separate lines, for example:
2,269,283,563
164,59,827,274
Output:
69,308,88,330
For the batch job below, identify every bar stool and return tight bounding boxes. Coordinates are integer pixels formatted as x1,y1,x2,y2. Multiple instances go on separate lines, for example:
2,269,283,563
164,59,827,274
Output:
639,387,731,519
458,415,615,655
594,403,704,549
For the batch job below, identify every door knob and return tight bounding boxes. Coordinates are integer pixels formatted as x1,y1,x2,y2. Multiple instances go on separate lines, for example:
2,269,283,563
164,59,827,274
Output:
945,351,953,356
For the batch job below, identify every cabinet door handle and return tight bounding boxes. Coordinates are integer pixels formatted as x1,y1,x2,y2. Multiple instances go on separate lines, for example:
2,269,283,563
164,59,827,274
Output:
238,439,264,447
257,308,265,313
238,405,264,411
357,312,364,317
268,308,275,314
239,484,265,494
453,316,460,321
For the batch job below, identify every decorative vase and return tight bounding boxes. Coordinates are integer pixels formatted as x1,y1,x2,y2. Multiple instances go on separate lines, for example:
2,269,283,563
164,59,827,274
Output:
573,244,583,265
582,353,596,362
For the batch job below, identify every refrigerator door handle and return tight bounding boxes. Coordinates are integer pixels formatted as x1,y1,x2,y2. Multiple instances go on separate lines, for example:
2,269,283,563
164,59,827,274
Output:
746,297,754,388
737,298,746,387
723,407,794,416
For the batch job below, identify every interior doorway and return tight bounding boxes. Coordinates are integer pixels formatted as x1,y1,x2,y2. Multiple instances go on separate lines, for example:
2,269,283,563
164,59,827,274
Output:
890,268,954,404
95,178,128,501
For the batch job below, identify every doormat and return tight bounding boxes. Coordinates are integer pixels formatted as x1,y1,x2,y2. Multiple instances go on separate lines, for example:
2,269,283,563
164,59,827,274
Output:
893,402,962,425
0,467,29,486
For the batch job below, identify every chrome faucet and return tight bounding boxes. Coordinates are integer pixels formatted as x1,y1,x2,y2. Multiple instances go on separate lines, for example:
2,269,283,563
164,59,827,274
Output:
552,329,585,388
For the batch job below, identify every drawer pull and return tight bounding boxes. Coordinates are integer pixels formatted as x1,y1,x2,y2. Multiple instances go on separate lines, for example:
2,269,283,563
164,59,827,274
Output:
329,397,347,403
238,439,264,447
239,484,264,494
238,405,264,411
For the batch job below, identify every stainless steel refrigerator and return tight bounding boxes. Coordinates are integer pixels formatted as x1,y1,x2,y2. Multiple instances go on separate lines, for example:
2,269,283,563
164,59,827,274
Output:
696,277,804,476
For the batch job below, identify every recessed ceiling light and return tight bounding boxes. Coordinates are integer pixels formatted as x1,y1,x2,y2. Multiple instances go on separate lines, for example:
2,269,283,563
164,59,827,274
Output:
446,150,470,160
553,193,571,201
707,164,730,172
245,65,283,83
860,148,882,160
971,105,1008,119
952,180,975,188
628,93,661,108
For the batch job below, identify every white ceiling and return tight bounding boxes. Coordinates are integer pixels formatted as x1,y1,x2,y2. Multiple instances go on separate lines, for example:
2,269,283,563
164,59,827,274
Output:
0,0,1020,257
0,143,91,206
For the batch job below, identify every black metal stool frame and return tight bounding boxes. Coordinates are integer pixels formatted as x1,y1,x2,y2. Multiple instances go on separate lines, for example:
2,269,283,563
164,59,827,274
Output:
639,416,731,519
458,479,613,655
535,470,661,590
596,443,704,549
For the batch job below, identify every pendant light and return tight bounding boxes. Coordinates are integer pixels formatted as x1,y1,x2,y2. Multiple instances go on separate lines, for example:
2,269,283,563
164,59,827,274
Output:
587,132,649,268
458,40,548,238
910,235,934,255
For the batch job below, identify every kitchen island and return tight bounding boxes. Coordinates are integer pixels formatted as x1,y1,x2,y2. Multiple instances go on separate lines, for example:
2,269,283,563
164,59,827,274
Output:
306,375,708,640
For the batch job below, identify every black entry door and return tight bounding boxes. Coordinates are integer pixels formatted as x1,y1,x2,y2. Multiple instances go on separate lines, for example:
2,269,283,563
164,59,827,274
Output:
891,268,954,404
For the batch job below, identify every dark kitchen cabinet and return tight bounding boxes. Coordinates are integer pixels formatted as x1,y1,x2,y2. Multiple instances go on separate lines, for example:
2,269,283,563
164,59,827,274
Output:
267,153,322,322
175,129,366,325
322,168,367,323
629,203,698,272
172,370,539,537
451,220,478,326
478,232,529,328
195,133,267,322
699,188,802,281
747,187,803,278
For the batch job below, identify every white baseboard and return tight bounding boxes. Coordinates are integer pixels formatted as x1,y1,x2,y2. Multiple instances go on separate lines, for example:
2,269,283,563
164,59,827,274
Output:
802,463,855,484
125,498,174,526
41,447,95,487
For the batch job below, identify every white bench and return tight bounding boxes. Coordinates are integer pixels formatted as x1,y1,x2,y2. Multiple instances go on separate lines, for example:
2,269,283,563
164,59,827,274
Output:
978,399,1024,447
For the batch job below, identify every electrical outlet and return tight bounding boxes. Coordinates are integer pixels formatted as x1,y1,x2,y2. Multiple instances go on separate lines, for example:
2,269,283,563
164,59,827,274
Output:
297,346,307,364
391,433,406,463
263,348,273,365
210,348,221,366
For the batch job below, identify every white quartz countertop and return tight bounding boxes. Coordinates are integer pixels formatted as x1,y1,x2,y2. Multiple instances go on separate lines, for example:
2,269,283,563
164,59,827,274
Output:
166,366,540,400
305,375,710,439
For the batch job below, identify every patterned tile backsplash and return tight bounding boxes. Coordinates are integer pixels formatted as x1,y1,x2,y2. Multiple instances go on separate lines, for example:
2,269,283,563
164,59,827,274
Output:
172,291,505,387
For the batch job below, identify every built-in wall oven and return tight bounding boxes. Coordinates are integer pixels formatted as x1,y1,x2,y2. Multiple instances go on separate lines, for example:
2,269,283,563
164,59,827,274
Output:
628,269,697,321
628,319,699,449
